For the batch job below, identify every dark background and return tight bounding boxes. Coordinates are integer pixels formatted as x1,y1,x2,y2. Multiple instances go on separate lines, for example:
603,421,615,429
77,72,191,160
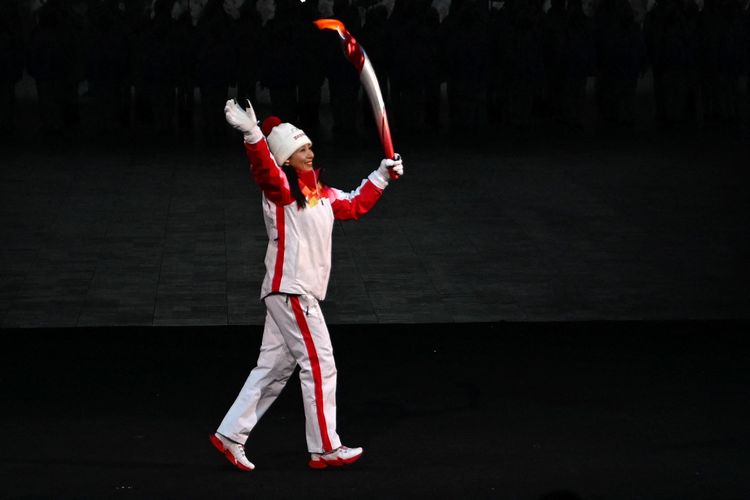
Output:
2,0,750,499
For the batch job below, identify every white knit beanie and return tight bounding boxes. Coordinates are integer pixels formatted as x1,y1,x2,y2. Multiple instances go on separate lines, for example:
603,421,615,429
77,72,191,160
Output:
264,120,312,166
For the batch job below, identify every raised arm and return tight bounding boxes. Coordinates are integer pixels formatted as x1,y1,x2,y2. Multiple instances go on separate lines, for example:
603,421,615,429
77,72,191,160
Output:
225,99,292,205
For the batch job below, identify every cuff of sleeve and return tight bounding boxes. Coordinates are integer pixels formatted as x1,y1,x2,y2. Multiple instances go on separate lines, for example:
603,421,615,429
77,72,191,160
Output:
243,127,263,144
368,169,389,190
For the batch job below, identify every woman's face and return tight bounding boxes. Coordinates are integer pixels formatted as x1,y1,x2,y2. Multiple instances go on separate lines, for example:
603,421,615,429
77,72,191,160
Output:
285,144,315,172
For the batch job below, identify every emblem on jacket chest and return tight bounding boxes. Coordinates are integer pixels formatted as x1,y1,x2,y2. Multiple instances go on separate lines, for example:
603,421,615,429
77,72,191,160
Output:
301,184,321,207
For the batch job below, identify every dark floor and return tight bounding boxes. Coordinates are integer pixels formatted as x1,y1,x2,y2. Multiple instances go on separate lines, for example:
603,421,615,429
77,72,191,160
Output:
1,320,749,500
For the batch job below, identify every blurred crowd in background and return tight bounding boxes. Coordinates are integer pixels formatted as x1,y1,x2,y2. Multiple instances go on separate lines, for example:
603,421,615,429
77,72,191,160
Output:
1,0,750,146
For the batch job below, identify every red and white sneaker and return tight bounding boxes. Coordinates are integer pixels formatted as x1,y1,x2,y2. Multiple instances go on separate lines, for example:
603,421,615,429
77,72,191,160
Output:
209,433,255,471
308,446,363,469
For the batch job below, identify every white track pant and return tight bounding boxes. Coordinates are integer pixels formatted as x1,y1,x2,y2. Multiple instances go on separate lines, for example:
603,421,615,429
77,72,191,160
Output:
217,293,342,453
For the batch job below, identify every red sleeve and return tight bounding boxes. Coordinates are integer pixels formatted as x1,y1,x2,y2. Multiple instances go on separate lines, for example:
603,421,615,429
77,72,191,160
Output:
244,140,294,205
327,179,384,221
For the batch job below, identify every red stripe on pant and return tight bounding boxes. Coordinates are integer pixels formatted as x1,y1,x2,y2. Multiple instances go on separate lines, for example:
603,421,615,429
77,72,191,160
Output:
271,204,285,292
290,296,333,452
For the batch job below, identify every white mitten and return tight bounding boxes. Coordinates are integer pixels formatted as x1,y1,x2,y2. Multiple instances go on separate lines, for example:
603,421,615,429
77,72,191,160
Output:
370,154,404,189
385,155,404,177
224,99,262,143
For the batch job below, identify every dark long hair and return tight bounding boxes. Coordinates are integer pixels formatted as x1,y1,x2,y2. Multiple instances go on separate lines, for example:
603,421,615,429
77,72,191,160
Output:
282,165,327,210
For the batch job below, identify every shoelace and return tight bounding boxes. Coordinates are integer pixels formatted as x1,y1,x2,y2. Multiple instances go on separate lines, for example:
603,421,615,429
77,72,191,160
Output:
324,446,346,458
227,441,247,457
313,445,358,459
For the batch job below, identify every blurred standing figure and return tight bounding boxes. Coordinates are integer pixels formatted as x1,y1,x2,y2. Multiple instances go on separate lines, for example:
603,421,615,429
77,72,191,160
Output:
540,0,570,124
491,0,546,133
486,0,510,126
171,0,198,135
441,0,489,137
592,0,646,129
387,0,440,137
259,0,303,124
420,1,442,134
86,0,131,135
359,3,391,135
235,0,264,108
696,0,746,127
128,0,157,129
564,0,596,130
323,0,361,140
643,0,698,130
296,0,326,137
141,0,184,136
0,0,25,138
195,0,237,143
26,0,80,137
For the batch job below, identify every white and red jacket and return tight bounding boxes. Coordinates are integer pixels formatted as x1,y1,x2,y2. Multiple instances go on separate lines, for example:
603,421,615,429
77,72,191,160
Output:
245,138,388,301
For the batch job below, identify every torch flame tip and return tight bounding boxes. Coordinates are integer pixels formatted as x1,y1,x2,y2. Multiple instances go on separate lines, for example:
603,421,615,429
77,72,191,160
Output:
313,18,346,33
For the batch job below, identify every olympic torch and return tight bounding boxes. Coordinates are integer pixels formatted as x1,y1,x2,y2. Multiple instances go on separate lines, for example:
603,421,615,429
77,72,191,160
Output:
313,18,400,179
